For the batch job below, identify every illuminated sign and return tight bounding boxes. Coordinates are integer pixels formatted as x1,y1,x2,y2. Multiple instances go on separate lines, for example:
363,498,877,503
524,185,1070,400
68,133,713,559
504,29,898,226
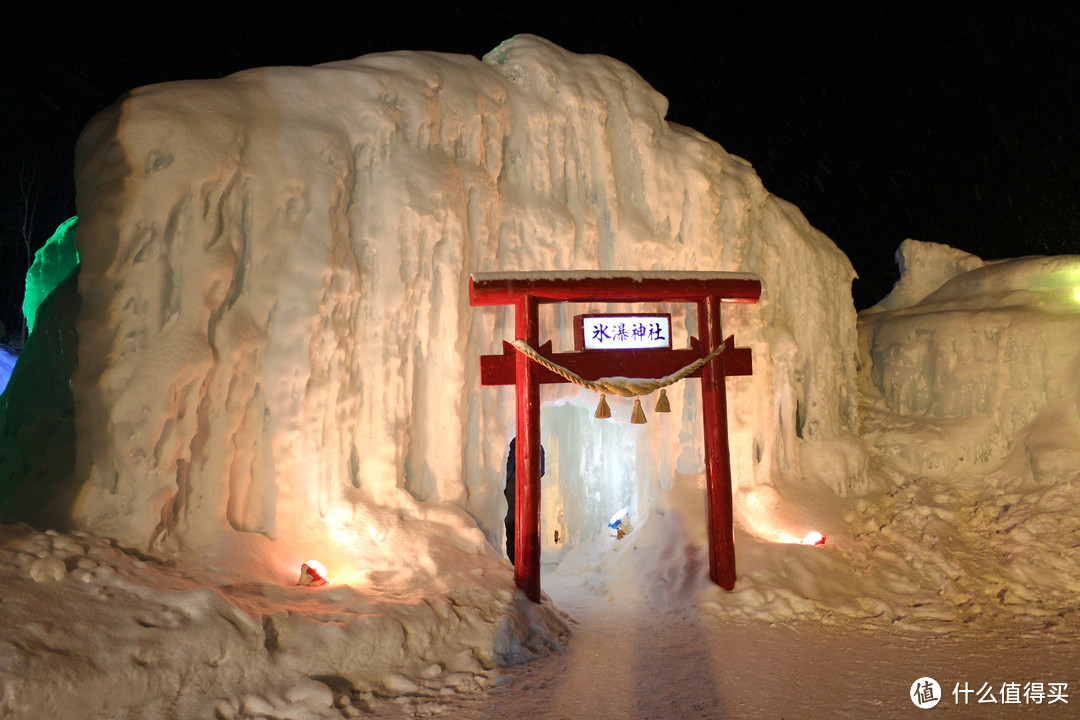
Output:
573,313,672,351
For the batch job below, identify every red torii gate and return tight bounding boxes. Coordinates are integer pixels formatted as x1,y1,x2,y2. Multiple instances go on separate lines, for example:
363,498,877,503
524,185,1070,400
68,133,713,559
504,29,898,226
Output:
469,271,761,603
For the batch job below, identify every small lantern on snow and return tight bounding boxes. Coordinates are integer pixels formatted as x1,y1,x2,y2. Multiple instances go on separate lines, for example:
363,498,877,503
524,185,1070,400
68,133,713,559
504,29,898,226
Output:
297,559,329,587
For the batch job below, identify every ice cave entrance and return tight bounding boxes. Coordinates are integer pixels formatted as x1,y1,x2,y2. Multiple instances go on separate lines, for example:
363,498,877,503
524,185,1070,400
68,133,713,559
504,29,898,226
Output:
471,272,761,602
536,398,648,561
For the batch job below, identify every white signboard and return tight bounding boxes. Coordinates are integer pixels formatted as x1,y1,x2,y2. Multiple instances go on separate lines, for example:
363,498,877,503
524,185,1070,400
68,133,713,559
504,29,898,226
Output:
576,314,672,351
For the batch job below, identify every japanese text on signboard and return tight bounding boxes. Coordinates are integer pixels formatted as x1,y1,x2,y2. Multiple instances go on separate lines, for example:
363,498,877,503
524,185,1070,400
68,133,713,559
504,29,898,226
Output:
578,314,672,351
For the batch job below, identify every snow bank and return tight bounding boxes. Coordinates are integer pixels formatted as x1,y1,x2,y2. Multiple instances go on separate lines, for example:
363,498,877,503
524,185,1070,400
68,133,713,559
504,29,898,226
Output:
849,248,1080,620
695,244,1080,630
0,523,565,718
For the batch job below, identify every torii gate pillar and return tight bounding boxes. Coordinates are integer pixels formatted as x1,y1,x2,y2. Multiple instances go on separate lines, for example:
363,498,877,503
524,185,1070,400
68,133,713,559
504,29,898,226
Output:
700,295,735,589
514,296,542,601
471,272,761,602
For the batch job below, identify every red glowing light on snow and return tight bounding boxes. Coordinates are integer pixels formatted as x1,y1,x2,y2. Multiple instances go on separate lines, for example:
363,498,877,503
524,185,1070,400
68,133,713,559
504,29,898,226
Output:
800,531,826,546
297,559,329,587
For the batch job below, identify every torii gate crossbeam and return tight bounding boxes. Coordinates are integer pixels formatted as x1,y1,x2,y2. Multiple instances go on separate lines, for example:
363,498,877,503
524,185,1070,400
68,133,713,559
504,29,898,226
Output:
470,272,761,602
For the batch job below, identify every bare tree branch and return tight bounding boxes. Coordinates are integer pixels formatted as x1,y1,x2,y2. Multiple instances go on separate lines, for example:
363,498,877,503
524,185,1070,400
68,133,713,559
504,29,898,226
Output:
18,163,38,346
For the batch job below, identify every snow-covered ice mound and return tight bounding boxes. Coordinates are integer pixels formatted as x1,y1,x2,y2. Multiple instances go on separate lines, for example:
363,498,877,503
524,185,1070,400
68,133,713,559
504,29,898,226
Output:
859,243,1080,488
66,34,859,559
1,34,865,717
852,245,1080,626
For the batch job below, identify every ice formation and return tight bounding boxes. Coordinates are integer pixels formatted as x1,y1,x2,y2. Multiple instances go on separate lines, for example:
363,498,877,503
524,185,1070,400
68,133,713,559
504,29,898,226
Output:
0,35,868,716
68,34,860,562
867,237,985,312
5,34,1078,719
22,216,79,335
845,244,1080,626
859,244,1080,485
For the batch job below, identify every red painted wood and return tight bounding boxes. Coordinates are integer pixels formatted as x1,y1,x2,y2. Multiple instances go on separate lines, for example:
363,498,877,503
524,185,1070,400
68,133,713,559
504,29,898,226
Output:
480,341,752,386
514,296,542,602
699,296,736,590
721,336,753,378
470,273,759,602
470,274,761,306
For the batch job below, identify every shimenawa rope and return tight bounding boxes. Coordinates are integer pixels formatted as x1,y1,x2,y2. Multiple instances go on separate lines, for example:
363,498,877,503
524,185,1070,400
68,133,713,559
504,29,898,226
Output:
507,338,725,397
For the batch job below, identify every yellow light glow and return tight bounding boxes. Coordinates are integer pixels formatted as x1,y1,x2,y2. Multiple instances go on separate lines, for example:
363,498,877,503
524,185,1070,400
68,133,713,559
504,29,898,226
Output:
776,530,826,546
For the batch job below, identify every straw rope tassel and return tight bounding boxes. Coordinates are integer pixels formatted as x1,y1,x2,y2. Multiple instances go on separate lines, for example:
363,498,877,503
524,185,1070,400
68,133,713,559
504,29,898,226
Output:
655,388,671,413
595,393,612,419
631,398,647,424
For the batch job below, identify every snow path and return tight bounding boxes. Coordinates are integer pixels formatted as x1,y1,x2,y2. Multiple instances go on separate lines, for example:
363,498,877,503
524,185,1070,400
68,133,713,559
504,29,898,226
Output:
369,571,1080,719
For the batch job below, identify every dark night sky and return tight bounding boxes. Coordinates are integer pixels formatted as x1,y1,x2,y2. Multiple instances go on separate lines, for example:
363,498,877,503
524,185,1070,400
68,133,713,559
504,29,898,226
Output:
3,1,1079,338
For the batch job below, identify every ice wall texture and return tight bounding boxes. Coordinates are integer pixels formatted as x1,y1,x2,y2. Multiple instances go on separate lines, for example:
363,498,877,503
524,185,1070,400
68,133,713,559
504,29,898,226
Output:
71,36,860,555
859,242,1080,485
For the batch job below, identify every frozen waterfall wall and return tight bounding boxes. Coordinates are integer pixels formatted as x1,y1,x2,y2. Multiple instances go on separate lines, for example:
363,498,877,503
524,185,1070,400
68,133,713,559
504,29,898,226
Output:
69,36,862,554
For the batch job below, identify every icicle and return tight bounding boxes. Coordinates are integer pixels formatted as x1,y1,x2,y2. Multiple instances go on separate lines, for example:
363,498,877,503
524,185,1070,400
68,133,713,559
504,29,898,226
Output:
655,388,671,413
631,397,647,424
594,393,612,419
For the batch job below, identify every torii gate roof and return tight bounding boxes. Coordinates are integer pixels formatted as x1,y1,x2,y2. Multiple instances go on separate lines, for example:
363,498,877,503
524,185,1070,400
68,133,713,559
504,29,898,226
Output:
470,271,761,305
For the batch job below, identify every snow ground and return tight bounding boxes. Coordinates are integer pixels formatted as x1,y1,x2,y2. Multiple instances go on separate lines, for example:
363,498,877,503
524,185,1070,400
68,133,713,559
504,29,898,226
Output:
385,571,1080,720
2,514,1075,720
0,521,568,719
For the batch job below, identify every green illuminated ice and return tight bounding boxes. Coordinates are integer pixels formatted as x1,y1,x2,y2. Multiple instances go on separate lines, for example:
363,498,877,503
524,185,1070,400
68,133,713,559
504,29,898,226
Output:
23,216,79,335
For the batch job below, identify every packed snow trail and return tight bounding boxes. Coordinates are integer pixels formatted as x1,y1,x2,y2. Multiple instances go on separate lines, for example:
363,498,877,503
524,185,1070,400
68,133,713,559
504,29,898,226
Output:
367,569,1080,719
